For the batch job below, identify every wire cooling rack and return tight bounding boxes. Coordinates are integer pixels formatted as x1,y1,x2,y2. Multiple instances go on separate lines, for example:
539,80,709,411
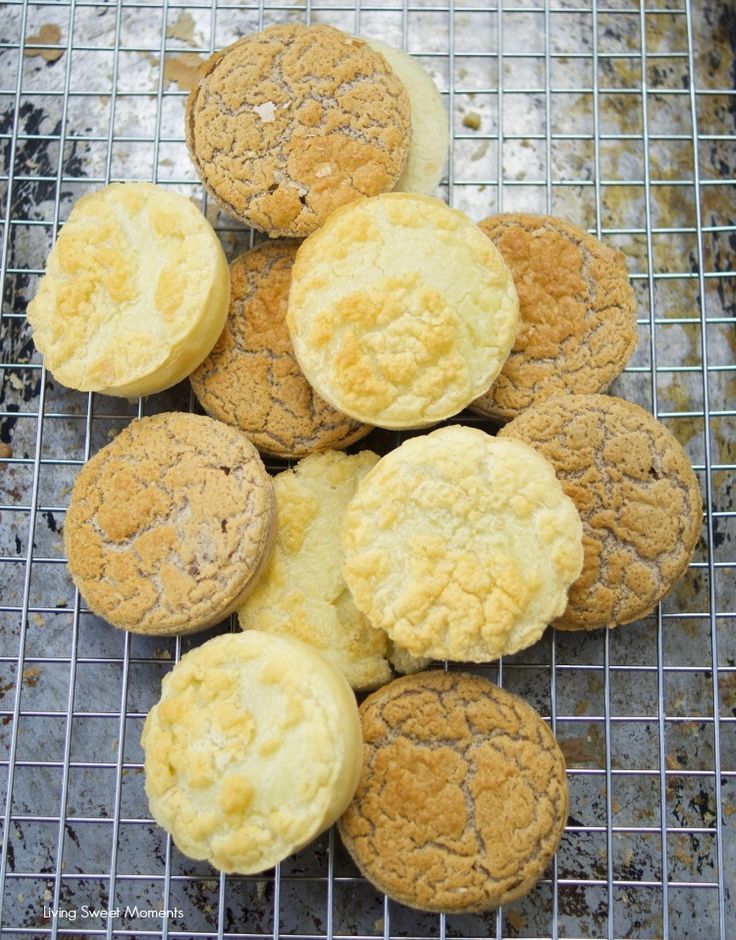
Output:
0,0,734,937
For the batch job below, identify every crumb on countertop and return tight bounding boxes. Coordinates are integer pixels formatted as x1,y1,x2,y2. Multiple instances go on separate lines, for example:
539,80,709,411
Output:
165,10,197,44
25,23,64,62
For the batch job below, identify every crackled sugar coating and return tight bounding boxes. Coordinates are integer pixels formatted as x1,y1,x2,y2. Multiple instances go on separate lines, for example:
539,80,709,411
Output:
239,451,427,691
365,39,448,195
339,671,569,913
288,194,519,429
500,394,702,631
472,214,638,421
142,632,363,873
27,182,229,397
342,425,583,661
190,241,370,459
64,413,275,636
186,24,411,237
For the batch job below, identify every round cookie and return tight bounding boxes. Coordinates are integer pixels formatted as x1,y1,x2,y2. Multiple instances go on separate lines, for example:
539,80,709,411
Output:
364,38,448,195
190,241,370,459
471,213,638,421
239,450,428,691
499,394,702,630
64,412,275,636
341,425,584,661
27,182,229,397
142,631,363,873
338,670,569,913
287,193,519,429
185,24,412,238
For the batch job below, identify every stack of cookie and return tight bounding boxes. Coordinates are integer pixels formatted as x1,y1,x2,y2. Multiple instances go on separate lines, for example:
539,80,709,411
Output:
25,19,704,921
185,24,448,237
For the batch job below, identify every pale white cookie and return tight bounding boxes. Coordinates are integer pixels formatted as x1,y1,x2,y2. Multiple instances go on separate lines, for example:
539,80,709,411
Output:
239,450,427,690
28,182,229,397
142,631,363,873
342,425,584,661
287,193,519,429
365,38,448,195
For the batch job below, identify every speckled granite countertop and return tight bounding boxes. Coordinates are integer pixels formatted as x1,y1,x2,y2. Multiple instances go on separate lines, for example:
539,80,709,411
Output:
0,0,734,937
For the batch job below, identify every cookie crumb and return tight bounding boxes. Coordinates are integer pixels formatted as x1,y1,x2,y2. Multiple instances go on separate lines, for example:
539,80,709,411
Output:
22,668,41,686
506,911,527,932
253,101,276,123
162,52,206,92
165,10,196,44
25,24,63,62
0,443,12,459
463,111,481,130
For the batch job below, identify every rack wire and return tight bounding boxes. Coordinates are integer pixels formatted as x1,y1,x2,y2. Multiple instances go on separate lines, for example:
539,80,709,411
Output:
0,0,734,937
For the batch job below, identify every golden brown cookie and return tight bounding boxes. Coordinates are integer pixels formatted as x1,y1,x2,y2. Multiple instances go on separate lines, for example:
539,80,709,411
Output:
142,631,363,874
64,412,275,635
288,194,519,429
190,241,370,459
185,24,412,238
472,214,637,421
27,182,230,397
499,394,702,630
342,425,583,661
338,670,569,913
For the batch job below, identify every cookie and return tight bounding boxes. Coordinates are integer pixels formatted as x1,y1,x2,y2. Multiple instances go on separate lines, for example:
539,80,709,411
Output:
364,38,448,195
471,214,637,421
64,412,275,636
185,24,411,238
341,425,583,661
190,241,371,459
27,182,229,397
287,193,519,429
142,631,362,874
499,394,702,630
239,450,428,691
338,670,569,913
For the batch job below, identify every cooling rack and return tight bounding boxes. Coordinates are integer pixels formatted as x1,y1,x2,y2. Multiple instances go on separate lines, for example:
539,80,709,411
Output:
0,0,734,937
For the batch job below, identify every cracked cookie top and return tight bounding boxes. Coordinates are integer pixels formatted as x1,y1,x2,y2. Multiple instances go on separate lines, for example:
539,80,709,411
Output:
64,412,275,635
500,394,702,630
287,193,519,429
27,182,230,397
341,425,584,661
142,631,363,873
185,24,412,237
472,213,638,421
239,450,427,691
338,670,569,913
190,240,371,459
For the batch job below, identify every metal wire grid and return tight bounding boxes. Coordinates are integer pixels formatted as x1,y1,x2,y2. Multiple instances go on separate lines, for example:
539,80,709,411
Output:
0,0,734,937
